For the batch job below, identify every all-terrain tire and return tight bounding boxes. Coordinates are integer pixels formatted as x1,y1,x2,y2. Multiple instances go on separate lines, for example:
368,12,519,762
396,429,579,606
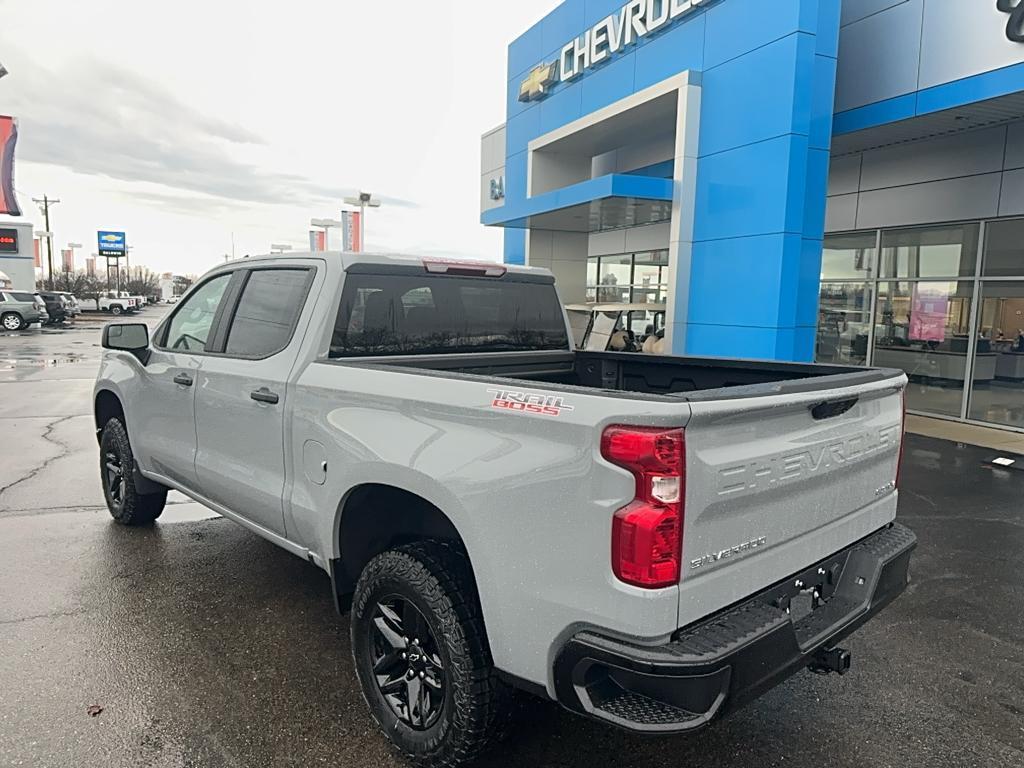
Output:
351,542,511,767
99,418,167,526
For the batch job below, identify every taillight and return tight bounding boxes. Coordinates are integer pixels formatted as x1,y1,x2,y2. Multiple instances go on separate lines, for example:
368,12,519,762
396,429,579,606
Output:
601,426,685,589
896,389,907,489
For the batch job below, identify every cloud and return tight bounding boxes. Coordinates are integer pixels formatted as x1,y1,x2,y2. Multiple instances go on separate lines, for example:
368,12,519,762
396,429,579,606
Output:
5,56,419,209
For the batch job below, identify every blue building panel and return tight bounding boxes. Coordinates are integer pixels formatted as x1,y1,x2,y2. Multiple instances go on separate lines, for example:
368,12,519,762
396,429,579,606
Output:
579,52,637,115
703,0,819,71
692,134,809,242
698,33,812,158
503,229,527,266
808,52,839,150
632,13,706,92
494,0,843,362
687,234,805,328
538,85,584,136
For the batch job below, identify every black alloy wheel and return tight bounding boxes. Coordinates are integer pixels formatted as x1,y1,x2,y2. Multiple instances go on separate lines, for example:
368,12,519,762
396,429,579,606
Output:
103,446,127,514
370,596,446,730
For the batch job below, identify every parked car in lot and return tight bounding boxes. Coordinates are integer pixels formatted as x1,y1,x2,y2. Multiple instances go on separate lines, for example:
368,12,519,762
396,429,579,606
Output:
94,253,916,766
0,290,48,330
37,291,80,324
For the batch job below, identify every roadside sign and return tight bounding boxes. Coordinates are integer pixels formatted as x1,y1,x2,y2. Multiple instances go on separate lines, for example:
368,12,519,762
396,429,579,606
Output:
0,227,17,253
98,231,126,257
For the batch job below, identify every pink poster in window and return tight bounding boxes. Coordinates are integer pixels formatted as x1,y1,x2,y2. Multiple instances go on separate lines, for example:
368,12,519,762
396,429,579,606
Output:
909,286,949,342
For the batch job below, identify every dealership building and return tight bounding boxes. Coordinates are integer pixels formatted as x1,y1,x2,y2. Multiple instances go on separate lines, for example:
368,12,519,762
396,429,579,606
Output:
481,0,1024,431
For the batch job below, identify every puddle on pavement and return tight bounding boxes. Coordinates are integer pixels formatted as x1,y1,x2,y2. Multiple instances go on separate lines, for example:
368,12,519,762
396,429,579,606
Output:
0,356,87,370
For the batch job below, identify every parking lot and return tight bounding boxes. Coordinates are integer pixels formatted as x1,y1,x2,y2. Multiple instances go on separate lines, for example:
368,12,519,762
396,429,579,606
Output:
1,310,1022,768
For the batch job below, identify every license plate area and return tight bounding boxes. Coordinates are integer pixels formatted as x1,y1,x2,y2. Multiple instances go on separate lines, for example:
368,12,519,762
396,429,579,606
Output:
759,552,850,624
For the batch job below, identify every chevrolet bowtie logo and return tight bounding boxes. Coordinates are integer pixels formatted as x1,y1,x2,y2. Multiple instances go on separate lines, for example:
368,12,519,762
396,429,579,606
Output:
518,61,558,103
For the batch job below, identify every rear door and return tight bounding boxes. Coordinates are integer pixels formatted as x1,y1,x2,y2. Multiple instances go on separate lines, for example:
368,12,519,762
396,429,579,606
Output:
677,375,906,625
134,272,234,488
194,264,318,536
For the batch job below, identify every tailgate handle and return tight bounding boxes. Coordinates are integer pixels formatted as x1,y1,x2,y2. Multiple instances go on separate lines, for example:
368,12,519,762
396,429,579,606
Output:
811,398,858,420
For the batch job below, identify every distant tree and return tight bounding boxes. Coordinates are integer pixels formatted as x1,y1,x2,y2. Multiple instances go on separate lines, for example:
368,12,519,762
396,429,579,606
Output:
36,270,103,298
124,267,161,299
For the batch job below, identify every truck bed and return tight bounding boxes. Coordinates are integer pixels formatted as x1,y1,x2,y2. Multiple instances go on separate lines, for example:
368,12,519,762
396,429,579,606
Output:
336,349,900,401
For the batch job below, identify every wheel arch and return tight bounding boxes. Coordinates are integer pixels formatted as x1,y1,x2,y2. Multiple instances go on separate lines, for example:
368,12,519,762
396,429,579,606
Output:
331,483,478,611
94,388,126,441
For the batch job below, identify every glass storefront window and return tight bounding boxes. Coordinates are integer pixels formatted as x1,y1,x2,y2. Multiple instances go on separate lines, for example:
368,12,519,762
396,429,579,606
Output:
880,224,979,279
968,281,1024,428
596,254,632,303
872,280,974,417
982,219,1024,277
584,251,670,306
816,281,871,364
633,251,668,305
821,232,876,280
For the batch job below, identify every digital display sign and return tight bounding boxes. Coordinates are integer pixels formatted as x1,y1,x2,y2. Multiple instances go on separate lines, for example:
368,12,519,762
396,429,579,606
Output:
0,227,17,253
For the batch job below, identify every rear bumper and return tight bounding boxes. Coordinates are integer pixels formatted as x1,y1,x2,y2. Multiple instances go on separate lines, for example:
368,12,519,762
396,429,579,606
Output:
553,522,916,734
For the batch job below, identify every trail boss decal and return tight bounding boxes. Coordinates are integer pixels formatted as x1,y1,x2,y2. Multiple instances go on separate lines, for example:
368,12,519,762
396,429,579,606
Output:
487,389,575,417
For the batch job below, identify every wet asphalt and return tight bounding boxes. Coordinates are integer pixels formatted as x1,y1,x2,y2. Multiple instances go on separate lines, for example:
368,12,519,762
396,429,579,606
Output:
0,310,1022,768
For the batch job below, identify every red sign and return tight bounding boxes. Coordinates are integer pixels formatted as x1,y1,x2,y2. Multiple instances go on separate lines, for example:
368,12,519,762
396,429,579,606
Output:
0,116,21,216
61,248,74,272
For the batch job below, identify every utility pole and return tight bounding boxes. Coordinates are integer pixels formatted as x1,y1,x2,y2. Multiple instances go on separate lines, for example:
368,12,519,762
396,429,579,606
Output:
32,195,60,290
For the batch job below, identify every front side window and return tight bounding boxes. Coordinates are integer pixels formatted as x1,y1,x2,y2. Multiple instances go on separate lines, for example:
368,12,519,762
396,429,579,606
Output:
163,274,232,352
330,273,569,357
224,269,311,357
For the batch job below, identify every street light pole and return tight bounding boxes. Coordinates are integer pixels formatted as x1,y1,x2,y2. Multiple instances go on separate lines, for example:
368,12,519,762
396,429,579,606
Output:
32,195,60,289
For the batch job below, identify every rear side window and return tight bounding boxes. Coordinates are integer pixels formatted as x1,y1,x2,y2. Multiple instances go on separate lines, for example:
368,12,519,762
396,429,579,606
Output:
330,273,569,357
11,292,34,301
224,269,312,357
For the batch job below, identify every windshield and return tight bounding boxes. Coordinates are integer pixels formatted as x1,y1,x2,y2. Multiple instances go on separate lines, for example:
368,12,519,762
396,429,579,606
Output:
330,273,569,357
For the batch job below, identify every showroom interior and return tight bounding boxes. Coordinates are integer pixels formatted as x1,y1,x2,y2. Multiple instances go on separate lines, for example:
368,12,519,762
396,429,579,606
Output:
481,0,1024,432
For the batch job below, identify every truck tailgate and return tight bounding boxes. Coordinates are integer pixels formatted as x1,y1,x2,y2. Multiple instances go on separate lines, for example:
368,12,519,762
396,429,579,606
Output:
678,373,906,626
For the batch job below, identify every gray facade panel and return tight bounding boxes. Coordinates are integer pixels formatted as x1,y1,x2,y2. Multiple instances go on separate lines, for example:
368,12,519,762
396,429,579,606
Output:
858,126,1008,192
825,193,859,232
840,0,908,27
827,155,862,195
835,0,922,112
855,173,1002,229
998,169,1024,217
1006,122,1024,171
918,2,1024,90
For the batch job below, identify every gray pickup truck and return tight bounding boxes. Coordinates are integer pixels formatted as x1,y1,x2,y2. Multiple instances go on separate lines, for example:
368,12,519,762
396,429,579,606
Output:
94,252,915,766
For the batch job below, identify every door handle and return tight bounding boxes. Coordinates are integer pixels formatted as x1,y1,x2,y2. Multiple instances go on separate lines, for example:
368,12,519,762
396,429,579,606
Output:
250,388,280,405
173,372,194,387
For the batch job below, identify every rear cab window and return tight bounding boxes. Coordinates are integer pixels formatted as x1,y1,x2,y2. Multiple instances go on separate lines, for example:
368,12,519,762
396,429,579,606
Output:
330,271,569,358
222,268,313,358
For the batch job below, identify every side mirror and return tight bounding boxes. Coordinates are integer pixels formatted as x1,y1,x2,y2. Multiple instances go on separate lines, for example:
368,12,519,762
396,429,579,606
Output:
102,323,151,365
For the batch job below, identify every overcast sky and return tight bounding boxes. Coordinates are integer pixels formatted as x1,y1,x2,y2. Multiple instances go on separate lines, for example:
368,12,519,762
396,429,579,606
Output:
0,0,560,275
